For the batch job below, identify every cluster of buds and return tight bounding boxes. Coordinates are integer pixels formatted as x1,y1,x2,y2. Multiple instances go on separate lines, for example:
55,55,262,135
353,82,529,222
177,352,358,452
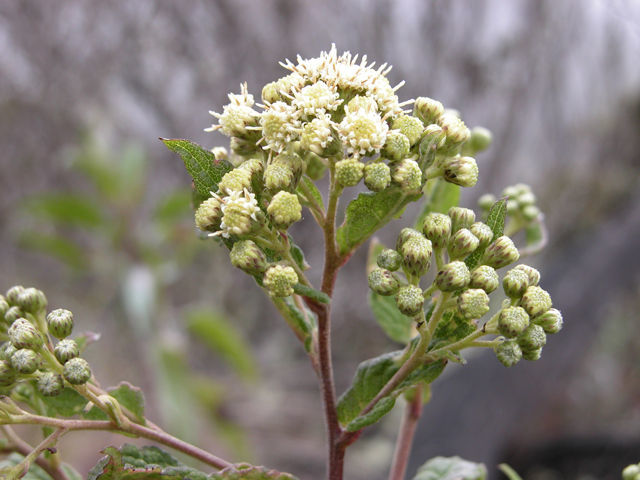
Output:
479,183,542,227
367,203,561,367
0,285,91,397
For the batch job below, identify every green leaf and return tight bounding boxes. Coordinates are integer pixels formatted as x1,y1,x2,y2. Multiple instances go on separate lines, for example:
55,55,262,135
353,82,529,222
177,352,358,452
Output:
369,292,414,344
465,197,507,269
498,464,524,480
162,139,234,198
83,383,146,424
397,361,447,392
288,240,308,271
345,396,396,432
297,176,324,210
18,232,87,269
336,188,414,255
186,309,258,380
414,180,460,229
292,283,330,304
430,311,476,349
39,387,87,417
413,456,487,480
212,463,298,480
281,297,313,336
23,193,104,228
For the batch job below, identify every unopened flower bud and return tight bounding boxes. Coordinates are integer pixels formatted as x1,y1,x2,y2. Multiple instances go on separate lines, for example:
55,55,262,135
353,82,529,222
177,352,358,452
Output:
521,204,541,221
495,339,522,367
195,196,223,232
335,159,364,187
0,342,17,362
502,185,520,198
54,339,80,364
502,268,530,299
364,162,391,192
442,156,478,188
16,288,47,314
522,346,542,361
517,324,547,351
413,97,444,125
392,158,422,192
419,125,447,156
217,168,253,195
478,193,496,210
263,265,298,298
0,360,16,386
447,228,479,260
448,207,475,233
457,289,490,319
514,264,540,286
264,161,295,192
396,228,423,251
401,236,433,278
435,261,471,292
395,285,424,317
382,131,410,161
46,309,74,340
521,286,552,318
267,191,302,230
498,306,530,338
422,213,451,249
6,286,25,306
11,348,39,374
467,127,492,153
262,81,282,104
230,240,268,275
438,113,470,150
534,308,563,334
377,249,402,272
482,236,520,269
4,306,23,327
469,266,500,293
9,318,43,350
63,357,91,385
470,222,493,248
238,157,265,178
392,115,424,146
0,296,8,317
368,268,400,296
37,372,63,397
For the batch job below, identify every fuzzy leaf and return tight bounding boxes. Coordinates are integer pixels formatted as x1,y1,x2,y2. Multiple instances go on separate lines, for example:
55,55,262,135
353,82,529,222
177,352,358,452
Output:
413,456,487,480
414,180,460,229
465,197,507,269
337,188,413,255
292,283,330,304
282,297,313,338
211,463,298,480
430,311,476,349
369,292,414,344
162,139,233,198
397,360,447,392
297,176,324,209
288,240,308,271
345,396,396,432
38,387,87,417
23,193,104,228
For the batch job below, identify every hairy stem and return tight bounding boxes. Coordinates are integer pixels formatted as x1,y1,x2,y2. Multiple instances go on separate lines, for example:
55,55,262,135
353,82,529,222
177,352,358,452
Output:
388,385,423,480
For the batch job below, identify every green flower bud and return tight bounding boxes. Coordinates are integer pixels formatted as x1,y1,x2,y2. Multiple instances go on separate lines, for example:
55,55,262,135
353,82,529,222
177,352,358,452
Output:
435,261,471,292
11,348,39,374
381,131,411,161
0,296,8,318
6,286,26,306
502,268,530,299
447,228,479,260
305,152,327,180
521,204,541,222
262,81,282,104
422,213,451,249
238,157,265,178
267,191,302,230
46,309,74,340
448,207,476,233
482,235,520,269
420,125,447,154
521,346,542,361
395,228,424,251
438,113,470,150
63,357,92,385
521,286,552,318
363,162,392,192
467,127,492,153
516,191,536,207
392,158,422,192
469,222,493,248
502,185,520,198
54,339,80,364
413,97,444,125
395,285,424,317
230,240,268,275
457,288,490,320
264,161,295,192
469,265,500,293
377,249,402,272
622,464,640,480
335,158,364,187
0,360,16,386
15,288,47,314
263,265,298,297
195,196,223,232
8,318,43,350
37,371,63,397
217,168,253,195
391,115,424,146
0,342,17,362
368,268,400,296
517,324,547,351
4,306,24,324
301,118,341,157
495,340,522,367
513,264,540,286
442,156,479,188
478,193,496,210
533,308,563,334
400,235,433,278
498,306,530,338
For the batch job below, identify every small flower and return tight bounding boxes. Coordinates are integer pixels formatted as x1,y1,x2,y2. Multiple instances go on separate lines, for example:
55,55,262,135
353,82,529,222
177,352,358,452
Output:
533,308,563,334
217,168,253,196
300,115,337,156
338,106,389,157
215,189,262,238
259,101,302,153
263,265,298,297
363,162,391,192
11,348,39,374
206,83,259,137
8,318,43,350
292,81,342,117
267,191,302,230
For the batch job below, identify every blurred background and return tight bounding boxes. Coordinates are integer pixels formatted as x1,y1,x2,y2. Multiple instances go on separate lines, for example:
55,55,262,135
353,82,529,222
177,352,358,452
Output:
1,0,639,479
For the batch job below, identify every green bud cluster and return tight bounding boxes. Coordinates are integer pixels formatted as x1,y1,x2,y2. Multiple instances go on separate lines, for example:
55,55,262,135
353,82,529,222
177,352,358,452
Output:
479,183,542,228
263,265,298,298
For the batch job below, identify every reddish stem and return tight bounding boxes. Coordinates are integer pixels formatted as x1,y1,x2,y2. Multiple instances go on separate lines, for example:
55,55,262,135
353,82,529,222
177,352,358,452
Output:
388,385,423,480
